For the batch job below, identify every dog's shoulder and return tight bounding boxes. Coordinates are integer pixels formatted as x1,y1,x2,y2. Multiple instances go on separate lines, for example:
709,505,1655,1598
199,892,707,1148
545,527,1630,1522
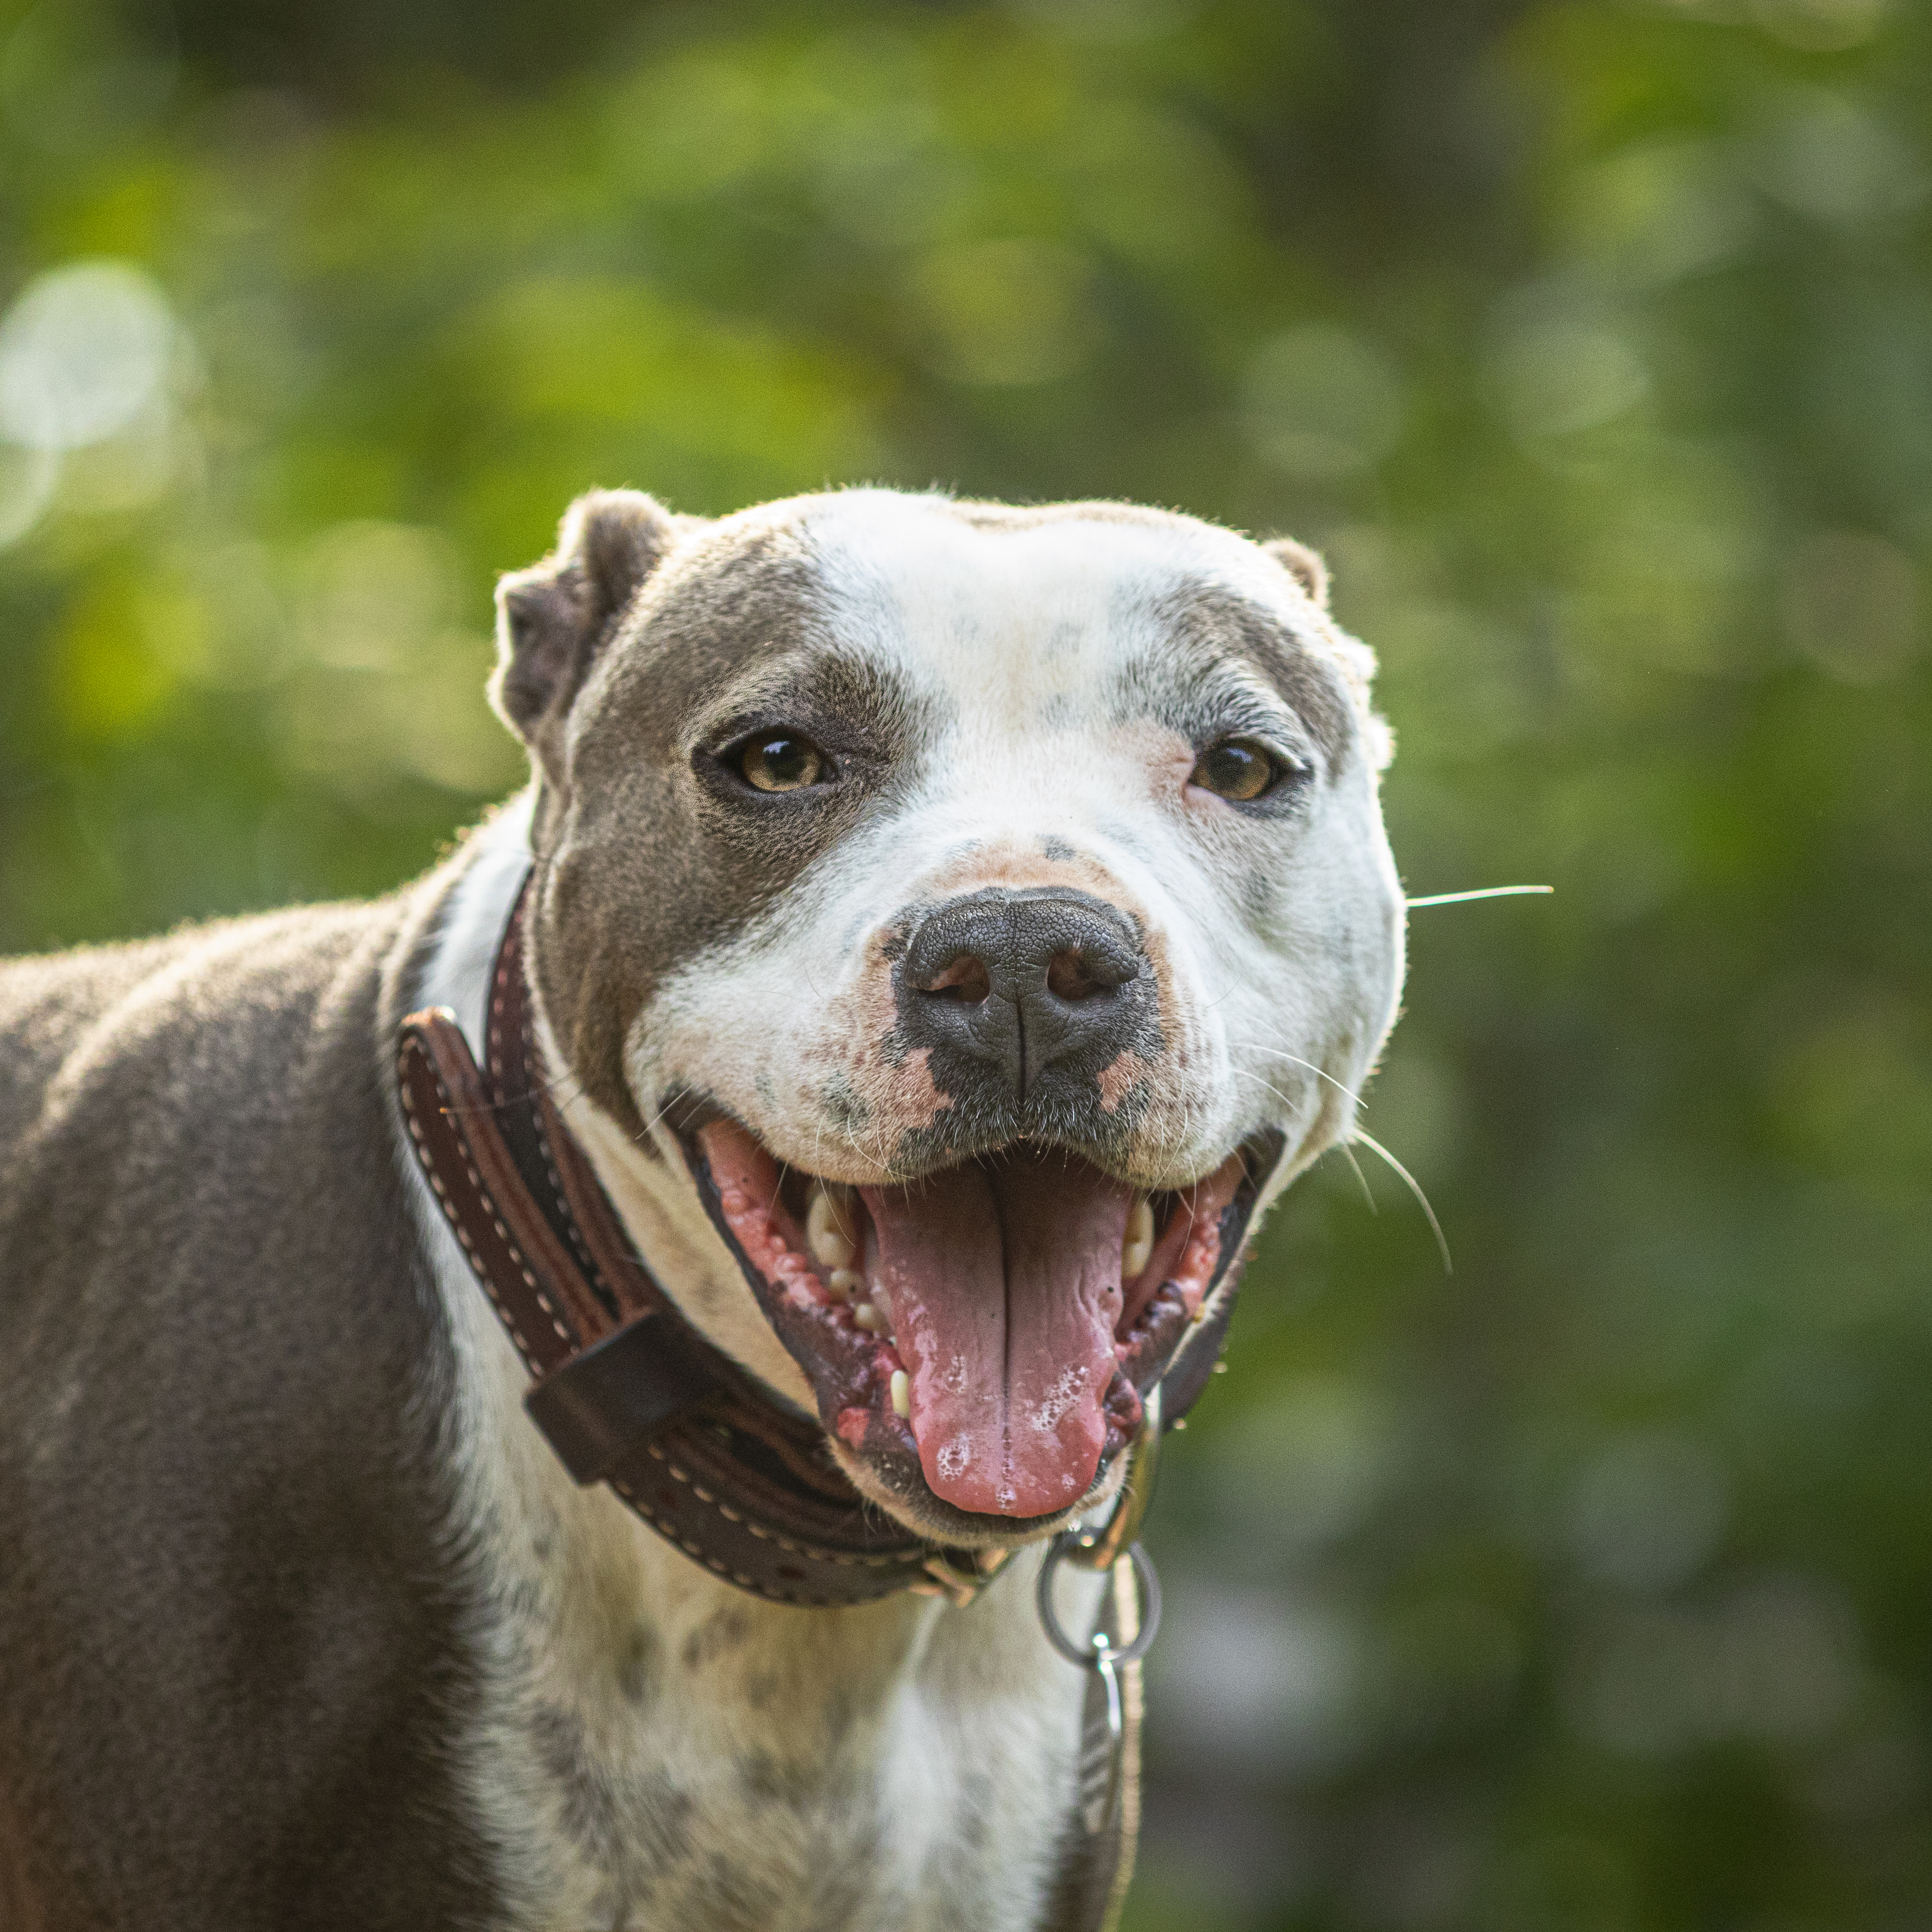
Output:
0,927,196,1147
0,899,413,1276
1,902,383,1119
0,884,502,1932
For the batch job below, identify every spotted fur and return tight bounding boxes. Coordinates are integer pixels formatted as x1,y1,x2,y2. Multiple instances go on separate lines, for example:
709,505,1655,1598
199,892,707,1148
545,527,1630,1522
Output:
514,490,1404,1534
0,486,1403,1930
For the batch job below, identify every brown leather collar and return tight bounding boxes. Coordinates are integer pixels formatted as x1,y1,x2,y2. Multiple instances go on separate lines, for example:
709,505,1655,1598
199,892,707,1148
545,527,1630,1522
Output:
397,878,1247,1608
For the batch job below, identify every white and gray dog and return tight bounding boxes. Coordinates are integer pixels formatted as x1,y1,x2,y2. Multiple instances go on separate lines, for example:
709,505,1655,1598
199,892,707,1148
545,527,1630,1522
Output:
0,488,1405,1931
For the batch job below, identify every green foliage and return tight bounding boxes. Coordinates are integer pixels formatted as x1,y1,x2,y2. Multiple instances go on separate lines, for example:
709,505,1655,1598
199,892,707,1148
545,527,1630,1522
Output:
2,0,1927,1924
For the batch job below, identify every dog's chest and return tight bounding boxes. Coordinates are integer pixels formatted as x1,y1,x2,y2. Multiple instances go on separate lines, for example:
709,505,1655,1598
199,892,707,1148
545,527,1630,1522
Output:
410,815,1092,1929
466,1541,1082,1932
441,1298,1088,1931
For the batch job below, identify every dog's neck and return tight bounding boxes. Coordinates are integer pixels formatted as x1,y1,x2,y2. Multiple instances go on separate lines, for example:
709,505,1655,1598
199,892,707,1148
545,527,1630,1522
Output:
441,790,855,1409
411,789,876,1588
404,797,1103,1924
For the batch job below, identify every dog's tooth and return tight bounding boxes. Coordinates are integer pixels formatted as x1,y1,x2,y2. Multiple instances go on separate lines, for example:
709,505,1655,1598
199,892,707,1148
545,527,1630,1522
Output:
826,1267,861,1300
890,1370,910,1419
853,1301,886,1332
1122,1195,1155,1280
807,1182,859,1271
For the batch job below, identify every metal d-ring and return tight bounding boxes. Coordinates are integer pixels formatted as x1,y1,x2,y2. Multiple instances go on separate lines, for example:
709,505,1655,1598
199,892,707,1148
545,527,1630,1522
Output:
1043,1539,1161,1839
1036,1536,1163,1671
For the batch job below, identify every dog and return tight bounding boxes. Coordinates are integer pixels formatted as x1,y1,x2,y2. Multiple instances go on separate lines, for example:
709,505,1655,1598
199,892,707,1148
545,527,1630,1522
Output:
0,487,1404,1931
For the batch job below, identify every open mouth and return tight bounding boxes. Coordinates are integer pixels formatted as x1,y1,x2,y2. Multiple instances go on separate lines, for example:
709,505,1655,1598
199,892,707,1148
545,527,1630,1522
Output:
681,1119,1278,1528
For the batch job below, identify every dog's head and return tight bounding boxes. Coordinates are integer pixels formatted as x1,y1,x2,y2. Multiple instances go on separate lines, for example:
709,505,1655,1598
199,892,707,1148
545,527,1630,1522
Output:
491,487,1403,1545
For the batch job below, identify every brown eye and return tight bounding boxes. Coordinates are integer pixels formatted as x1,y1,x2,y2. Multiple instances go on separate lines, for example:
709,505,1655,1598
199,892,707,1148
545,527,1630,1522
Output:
1190,739,1279,802
739,735,826,793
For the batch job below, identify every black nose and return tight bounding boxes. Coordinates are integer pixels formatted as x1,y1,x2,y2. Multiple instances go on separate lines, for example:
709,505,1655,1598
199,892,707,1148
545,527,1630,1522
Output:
896,887,1156,1109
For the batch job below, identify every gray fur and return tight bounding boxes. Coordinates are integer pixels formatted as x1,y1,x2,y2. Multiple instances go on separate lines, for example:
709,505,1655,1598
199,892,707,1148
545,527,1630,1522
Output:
0,484,1406,1930
0,896,491,1929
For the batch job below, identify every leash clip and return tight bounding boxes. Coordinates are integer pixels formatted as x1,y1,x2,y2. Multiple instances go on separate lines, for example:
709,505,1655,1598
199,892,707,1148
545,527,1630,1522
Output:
1035,1539,1163,1674
1037,1548,1160,1840
1037,1516,1162,1840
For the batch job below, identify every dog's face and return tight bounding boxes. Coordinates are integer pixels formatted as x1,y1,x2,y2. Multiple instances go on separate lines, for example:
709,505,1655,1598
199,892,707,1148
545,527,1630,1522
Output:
494,488,1403,1544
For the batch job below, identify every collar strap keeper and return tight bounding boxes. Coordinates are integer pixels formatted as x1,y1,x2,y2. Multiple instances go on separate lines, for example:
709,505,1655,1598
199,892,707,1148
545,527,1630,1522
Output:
524,1313,726,1486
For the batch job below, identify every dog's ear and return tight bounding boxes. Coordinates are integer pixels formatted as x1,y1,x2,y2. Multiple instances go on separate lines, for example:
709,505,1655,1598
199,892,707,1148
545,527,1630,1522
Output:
490,489,683,771
1264,535,1329,610
1264,533,1391,769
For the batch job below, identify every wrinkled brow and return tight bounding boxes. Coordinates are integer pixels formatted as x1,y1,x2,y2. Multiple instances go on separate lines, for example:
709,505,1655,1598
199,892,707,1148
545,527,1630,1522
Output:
1147,579,1355,768
686,646,930,764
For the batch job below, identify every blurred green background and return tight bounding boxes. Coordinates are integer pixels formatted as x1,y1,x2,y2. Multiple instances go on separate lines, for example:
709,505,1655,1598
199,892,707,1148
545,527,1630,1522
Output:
2,0,1928,1925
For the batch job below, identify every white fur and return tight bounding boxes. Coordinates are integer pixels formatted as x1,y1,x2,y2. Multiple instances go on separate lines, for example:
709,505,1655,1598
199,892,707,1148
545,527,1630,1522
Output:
589,497,1402,1471
632,496,1398,1190
396,492,1403,1926
403,801,1105,1931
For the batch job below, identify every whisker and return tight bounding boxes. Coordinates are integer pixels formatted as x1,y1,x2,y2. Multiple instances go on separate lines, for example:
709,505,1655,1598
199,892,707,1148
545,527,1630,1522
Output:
1250,1046,1361,1106
835,1110,899,1176
1406,884,1552,908
636,1083,693,1147
1336,1140,1378,1215
1350,1128,1451,1274
471,1061,585,1115
1227,1067,1305,1113
1197,979,1245,1015
530,1068,584,1104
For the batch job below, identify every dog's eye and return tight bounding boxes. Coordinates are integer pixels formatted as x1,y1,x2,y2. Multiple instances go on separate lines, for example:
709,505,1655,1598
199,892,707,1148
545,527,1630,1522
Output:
739,735,826,793
1189,739,1283,802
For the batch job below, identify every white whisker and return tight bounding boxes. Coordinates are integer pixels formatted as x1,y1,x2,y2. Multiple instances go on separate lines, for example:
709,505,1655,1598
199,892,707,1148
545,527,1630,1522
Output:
1337,1140,1377,1215
1227,1068,1312,1118
1406,884,1552,908
1350,1128,1451,1274
1250,1046,1361,1106
636,1084,688,1146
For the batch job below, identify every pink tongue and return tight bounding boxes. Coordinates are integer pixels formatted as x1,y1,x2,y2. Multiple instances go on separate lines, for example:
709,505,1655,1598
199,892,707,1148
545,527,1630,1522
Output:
862,1154,1131,1518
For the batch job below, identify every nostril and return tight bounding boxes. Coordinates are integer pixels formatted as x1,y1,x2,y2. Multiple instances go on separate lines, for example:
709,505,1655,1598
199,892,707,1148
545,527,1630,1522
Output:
1045,948,1110,1003
920,953,992,1004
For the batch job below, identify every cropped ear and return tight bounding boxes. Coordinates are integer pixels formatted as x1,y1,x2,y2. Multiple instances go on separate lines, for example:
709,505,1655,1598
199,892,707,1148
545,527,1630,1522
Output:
489,489,683,771
1264,535,1329,610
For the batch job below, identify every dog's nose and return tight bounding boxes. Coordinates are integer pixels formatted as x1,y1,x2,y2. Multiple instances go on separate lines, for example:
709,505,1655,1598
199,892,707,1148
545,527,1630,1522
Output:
898,888,1150,1102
